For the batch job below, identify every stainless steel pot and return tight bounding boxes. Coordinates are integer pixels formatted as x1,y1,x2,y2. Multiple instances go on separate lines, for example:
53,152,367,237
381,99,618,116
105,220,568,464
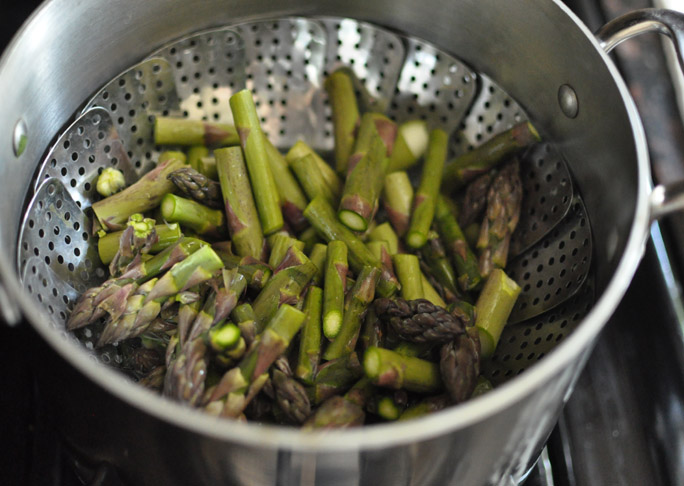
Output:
2,2,684,485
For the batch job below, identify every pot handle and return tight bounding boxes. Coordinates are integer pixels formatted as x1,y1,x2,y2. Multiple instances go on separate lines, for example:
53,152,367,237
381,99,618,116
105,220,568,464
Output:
597,9,684,221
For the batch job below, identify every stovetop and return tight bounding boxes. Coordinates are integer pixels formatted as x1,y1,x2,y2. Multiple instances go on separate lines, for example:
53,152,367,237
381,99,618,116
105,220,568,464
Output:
3,0,684,485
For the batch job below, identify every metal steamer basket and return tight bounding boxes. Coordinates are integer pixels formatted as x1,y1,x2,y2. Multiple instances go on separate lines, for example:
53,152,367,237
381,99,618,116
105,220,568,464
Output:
2,2,684,485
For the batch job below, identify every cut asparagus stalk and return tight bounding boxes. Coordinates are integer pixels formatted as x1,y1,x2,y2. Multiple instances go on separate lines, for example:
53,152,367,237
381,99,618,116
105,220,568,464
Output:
120,237,207,282
298,226,322,253
207,321,242,353
229,89,284,235
435,195,482,291
187,145,210,172
291,154,339,206
268,234,305,269
406,129,448,249
471,376,494,398
322,240,348,340
382,171,414,237
308,243,328,287
231,303,257,347
215,146,266,260
154,116,240,146
264,139,309,231
286,141,343,199
96,278,159,346
387,119,430,172
212,242,271,290
272,368,312,424
96,167,126,197
363,346,442,393
420,231,461,299
368,222,401,256
460,172,493,228
347,112,396,172
197,156,218,180
309,352,364,404
440,328,480,403
99,223,181,265
92,155,185,230
393,254,425,301
303,395,365,429
475,268,521,358
104,214,158,276
303,195,399,297
421,274,447,307
161,194,226,238
324,70,361,174
442,121,540,189
323,266,381,361
398,395,450,420
168,166,223,209
295,286,323,384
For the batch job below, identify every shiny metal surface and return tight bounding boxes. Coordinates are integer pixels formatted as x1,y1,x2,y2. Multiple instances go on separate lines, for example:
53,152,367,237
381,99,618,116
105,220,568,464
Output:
0,1,676,485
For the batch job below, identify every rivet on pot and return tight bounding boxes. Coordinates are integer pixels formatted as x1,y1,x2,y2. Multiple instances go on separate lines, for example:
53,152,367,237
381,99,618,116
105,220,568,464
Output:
558,85,579,119
12,118,28,157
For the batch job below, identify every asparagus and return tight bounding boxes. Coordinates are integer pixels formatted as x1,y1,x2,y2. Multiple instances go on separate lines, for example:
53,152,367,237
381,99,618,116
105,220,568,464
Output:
363,346,442,393
208,304,306,417
178,288,204,346
477,161,523,278
435,195,482,291
346,112,396,172
119,237,207,282
232,303,257,347
304,195,399,297
187,145,209,172
212,242,272,290
325,70,361,174
440,327,481,403
471,376,494,398
387,119,430,172
368,394,403,421
96,167,126,197
420,274,447,307
286,141,343,199
368,222,401,256
268,234,305,269
92,155,185,230
475,268,521,358
460,172,493,228
230,89,284,235
98,222,181,266
161,194,226,238
298,227,322,253
359,306,383,351
309,352,363,404
215,146,265,260
322,240,348,340
442,121,540,189
406,129,448,249
154,116,240,147
323,266,381,361
303,395,365,429
105,214,158,276
308,243,328,287
168,166,223,209
393,254,425,301
138,365,167,391
197,156,218,180
398,395,450,421
295,286,323,384
338,133,387,232
382,171,414,237
419,232,461,299
291,154,338,206
272,368,311,424
264,139,309,231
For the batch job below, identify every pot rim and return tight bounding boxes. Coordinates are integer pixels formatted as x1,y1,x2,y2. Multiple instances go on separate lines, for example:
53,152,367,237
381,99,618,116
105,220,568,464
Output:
1,0,652,451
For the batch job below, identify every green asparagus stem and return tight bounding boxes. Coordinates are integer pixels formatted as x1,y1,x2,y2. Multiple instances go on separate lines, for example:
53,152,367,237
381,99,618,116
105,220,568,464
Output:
393,254,425,301
264,139,309,231
154,116,240,147
295,286,323,384
268,234,305,269
178,287,203,346
232,303,257,347
97,278,160,346
120,237,208,282
215,146,265,260
208,321,242,352
161,194,226,238
229,89,284,235
286,141,343,199
346,112,396,171
168,166,223,209
420,231,461,298
323,240,348,340
98,223,181,265
398,395,450,420
309,352,364,404
325,70,361,174
212,242,272,290
303,395,365,429
298,227,322,253
382,171,414,237
92,155,185,230
197,156,218,180
421,274,447,307
368,394,403,421
272,368,312,424
471,376,494,398
304,195,399,297
435,195,482,291
96,167,126,197
103,214,158,276
323,266,381,361
291,154,338,206
442,121,540,189
475,268,521,358
406,129,448,249
187,145,210,172
368,222,401,256
364,346,442,393
387,119,430,172
360,307,383,351
460,172,492,228
375,297,466,344
308,243,328,287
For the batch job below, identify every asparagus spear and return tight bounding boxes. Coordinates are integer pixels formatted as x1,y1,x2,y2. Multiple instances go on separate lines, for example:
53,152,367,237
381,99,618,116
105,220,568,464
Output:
477,161,523,278
105,214,158,276
382,171,414,237
92,155,185,230
393,254,425,301
368,222,401,256
471,376,494,398
387,119,430,172
295,286,323,384
96,167,126,197
346,112,396,172
323,265,381,361
419,231,461,299
322,240,348,340
98,222,181,265
178,287,204,346
154,116,240,147
308,243,328,287
268,234,305,269
442,121,540,189
304,378,372,428
298,226,322,253
303,195,399,297
406,129,448,249
363,346,442,393
285,141,343,199
215,146,266,260
264,139,309,231
232,303,257,347
420,274,447,308
168,166,223,209
398,395,450,421
325,70,361,174
440,328,480,403
212,242,271,290
291,154,338,206
435,195,482,291
230,89,284,235
161,194,226,238
475,268,521,358
187,145,209,172
460,172,493,228
197,156,218,180
272,368,311,424
309,352,363,404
